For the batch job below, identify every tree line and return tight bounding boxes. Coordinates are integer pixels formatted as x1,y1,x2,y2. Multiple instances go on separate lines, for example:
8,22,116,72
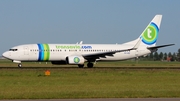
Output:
139,49,180,61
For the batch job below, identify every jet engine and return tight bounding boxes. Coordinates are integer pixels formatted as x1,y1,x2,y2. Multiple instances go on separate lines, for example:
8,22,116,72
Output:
66,56,85,64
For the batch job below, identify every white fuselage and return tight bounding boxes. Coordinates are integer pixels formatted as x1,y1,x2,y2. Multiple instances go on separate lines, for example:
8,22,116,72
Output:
2,43,151,63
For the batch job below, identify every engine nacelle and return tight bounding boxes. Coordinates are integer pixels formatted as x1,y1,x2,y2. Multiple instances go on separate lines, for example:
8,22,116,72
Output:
66,56,85,65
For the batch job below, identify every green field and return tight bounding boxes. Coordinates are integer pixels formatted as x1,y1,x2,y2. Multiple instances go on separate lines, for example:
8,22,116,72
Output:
1,60,180,99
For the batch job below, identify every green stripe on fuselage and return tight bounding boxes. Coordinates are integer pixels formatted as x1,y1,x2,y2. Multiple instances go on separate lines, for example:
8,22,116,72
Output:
43,44,50,61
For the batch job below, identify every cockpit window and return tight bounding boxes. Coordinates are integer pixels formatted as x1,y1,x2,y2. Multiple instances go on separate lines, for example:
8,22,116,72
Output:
9,49,18,51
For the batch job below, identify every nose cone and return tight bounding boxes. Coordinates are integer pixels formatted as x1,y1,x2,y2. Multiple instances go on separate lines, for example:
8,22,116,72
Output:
2,51,10,59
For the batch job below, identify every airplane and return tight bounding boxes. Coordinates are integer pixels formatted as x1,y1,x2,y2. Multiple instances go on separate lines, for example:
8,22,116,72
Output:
2,15,174,68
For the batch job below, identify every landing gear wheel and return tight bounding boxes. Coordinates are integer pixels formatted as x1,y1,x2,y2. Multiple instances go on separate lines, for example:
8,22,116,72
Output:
18,64,22,68
87,63,93,68
78,64,84,68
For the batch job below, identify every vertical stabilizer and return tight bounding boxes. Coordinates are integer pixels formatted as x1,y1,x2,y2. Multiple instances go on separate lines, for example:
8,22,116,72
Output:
140,15,162,47
123,15,162,48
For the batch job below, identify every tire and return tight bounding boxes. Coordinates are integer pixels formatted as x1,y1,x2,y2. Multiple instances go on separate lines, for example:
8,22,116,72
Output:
78,64,84,68
87,63,93,68
18,64,22,68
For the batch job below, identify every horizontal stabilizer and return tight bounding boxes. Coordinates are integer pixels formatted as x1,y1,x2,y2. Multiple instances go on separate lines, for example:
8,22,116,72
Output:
147,44,175,50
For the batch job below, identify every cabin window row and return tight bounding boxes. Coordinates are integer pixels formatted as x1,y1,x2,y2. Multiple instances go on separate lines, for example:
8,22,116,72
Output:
30,49,119,52
30,50,62,52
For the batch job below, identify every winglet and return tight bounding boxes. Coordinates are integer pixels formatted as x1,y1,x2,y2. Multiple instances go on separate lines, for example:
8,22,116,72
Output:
79,41,83,44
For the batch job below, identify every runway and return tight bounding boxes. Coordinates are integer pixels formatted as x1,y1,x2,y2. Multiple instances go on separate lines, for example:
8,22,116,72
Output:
2,98,180,101
1,66,180,69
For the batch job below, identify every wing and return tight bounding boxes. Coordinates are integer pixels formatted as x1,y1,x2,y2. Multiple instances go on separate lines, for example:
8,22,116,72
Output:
82,48,135,62
82,39,141,62
82,42,175,62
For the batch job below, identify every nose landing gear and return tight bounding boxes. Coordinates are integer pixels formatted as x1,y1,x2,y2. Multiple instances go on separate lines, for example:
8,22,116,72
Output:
18,63,22,68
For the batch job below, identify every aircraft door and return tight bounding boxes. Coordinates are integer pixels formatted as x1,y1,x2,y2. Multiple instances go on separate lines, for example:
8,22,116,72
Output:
24,46,29,55
135,50,144,58
135,50,138,58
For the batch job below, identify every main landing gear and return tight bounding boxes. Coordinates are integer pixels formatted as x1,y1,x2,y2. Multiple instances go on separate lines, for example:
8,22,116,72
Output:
87,62,93,68
78,64,84,68
78,62,94,68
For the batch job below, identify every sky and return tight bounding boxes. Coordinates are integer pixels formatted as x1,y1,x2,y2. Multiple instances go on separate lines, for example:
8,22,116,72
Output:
0,0,180,55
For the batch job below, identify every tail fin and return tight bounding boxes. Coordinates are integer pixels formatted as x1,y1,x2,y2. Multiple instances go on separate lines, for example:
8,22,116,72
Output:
123,15,162,48
140,15,162,46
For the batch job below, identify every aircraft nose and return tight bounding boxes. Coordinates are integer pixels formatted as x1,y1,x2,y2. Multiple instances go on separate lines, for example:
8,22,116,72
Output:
2,51,10,59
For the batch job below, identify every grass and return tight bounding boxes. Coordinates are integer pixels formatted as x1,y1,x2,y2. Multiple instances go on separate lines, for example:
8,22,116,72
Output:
0,69,180,99
1,59,180,99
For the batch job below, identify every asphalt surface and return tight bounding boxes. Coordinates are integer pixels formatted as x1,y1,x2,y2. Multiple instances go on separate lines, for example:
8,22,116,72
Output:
2,98,180,101
1,66,180,69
